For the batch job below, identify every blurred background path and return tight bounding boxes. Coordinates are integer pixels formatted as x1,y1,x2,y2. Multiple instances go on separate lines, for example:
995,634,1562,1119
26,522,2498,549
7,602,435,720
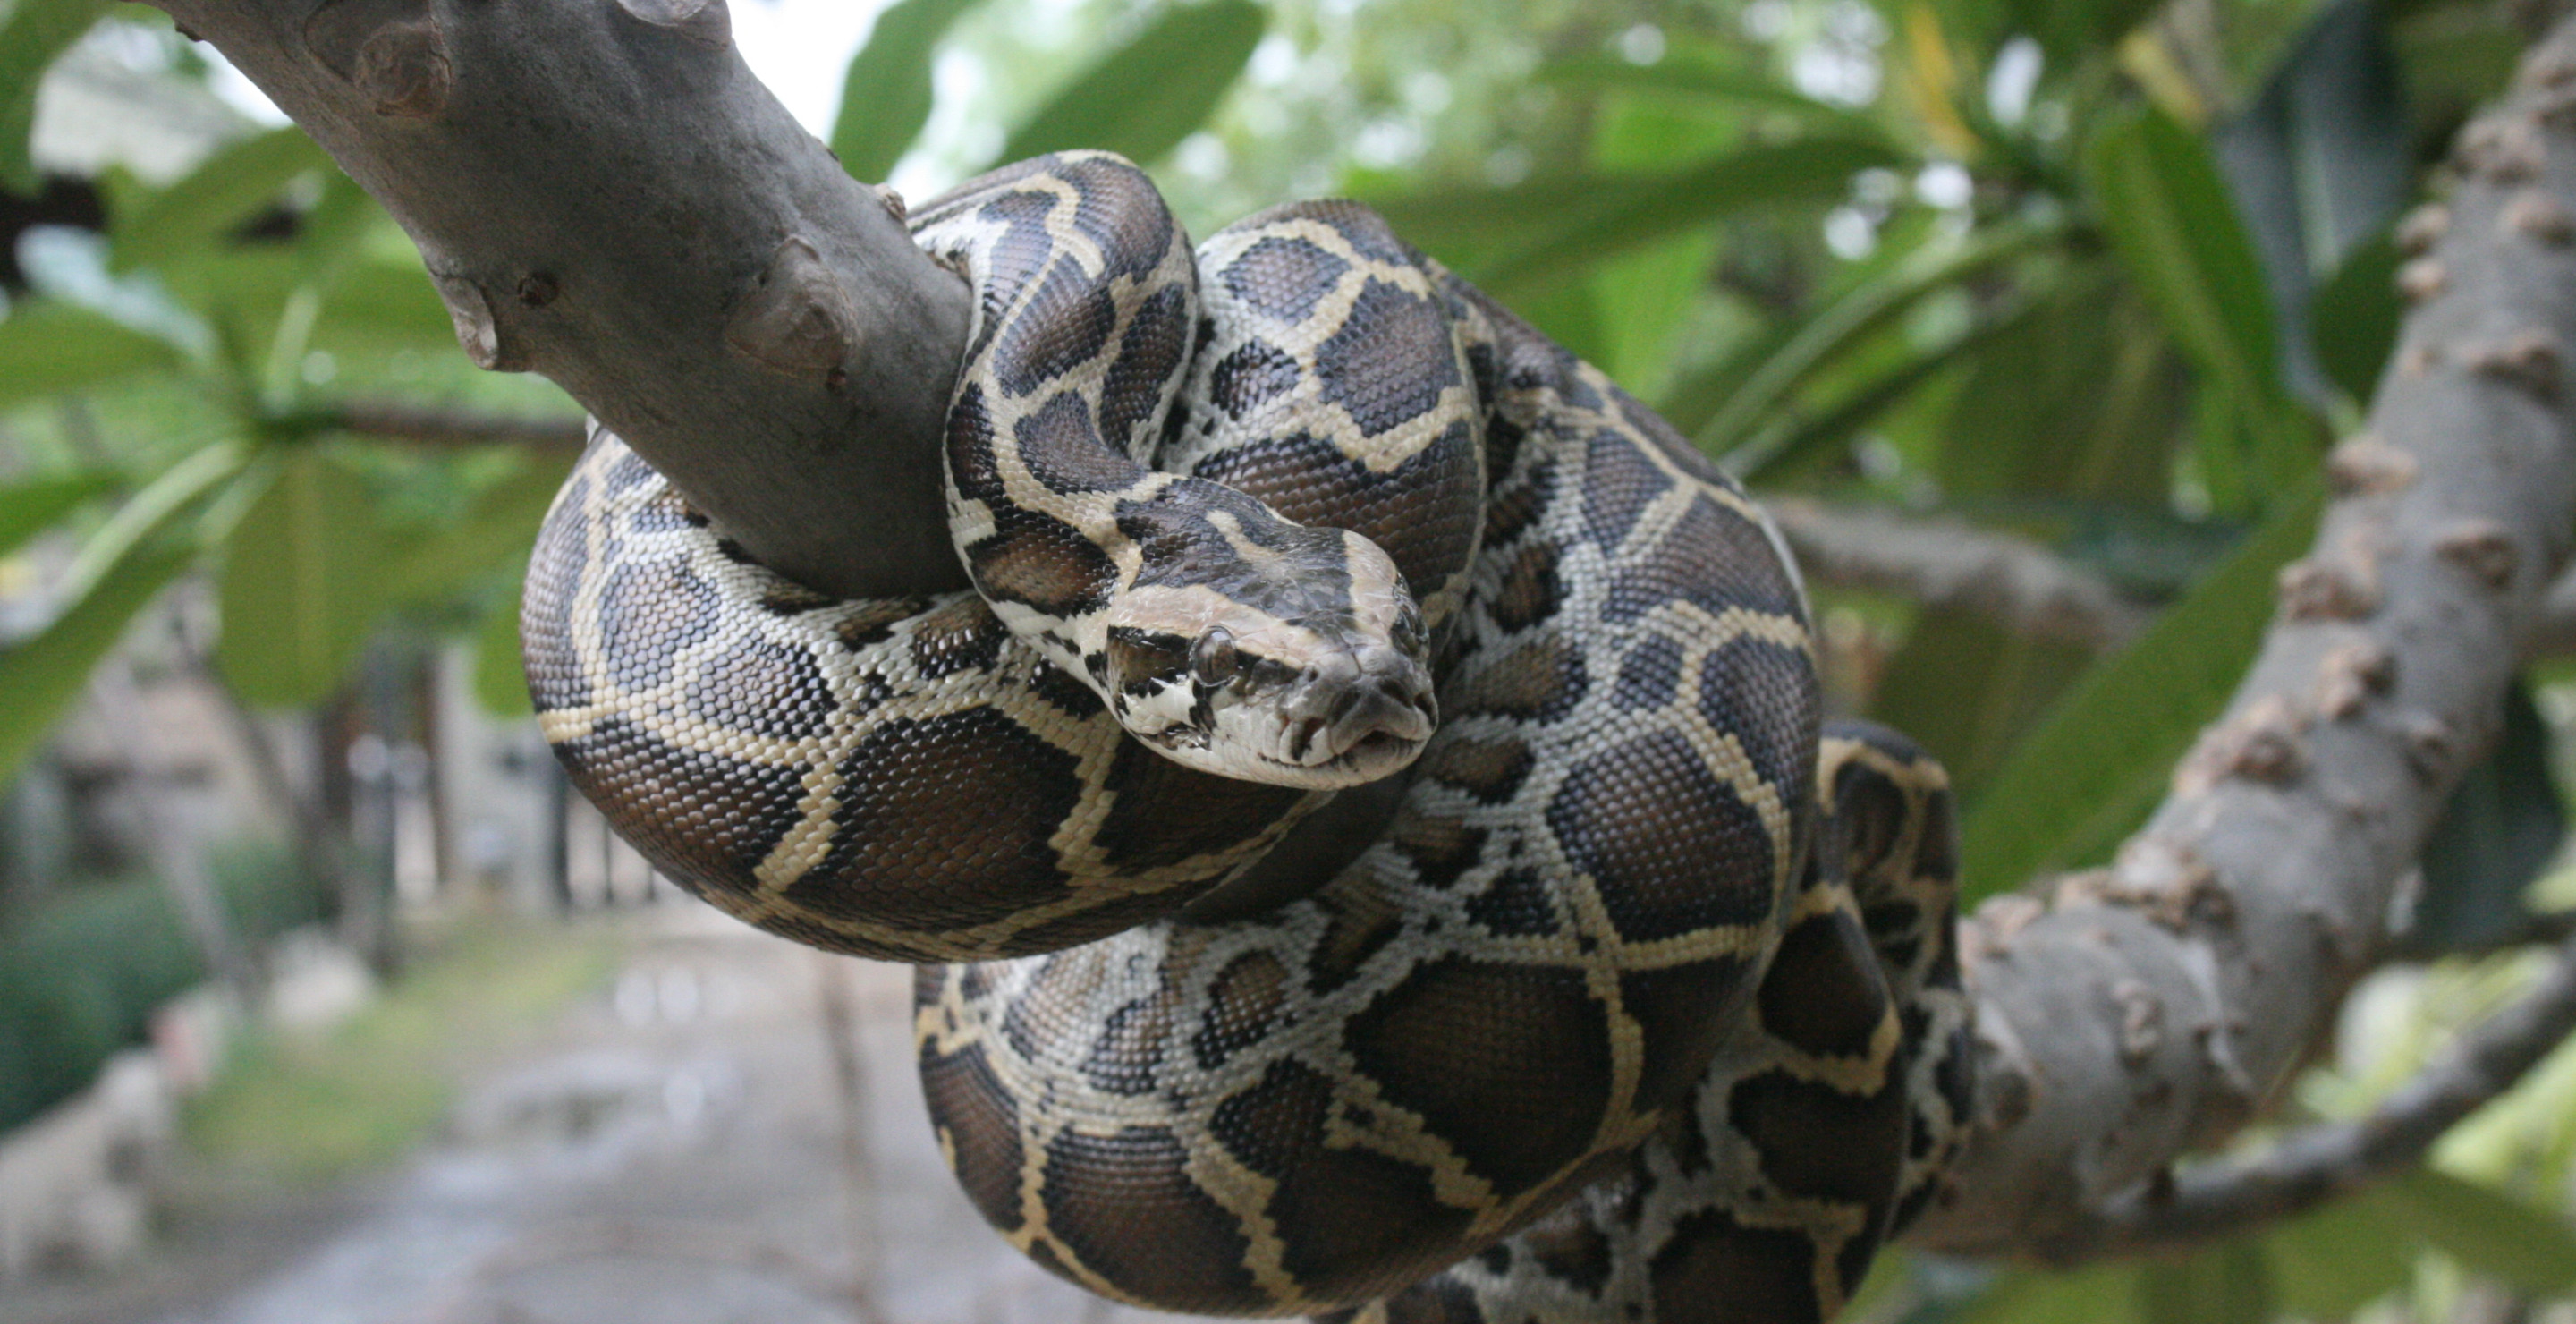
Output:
0,904,1216,1324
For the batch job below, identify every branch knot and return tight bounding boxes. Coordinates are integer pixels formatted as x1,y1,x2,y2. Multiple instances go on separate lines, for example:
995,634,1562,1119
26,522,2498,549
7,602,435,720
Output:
724,235,861,383
614,0,733,49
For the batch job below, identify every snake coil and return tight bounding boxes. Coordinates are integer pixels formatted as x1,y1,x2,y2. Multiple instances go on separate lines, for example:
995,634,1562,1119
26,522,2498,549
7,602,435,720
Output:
523,153,1971,1323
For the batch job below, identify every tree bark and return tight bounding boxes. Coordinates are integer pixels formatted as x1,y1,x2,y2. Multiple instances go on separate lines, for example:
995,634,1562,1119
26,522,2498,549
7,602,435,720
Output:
154,0,970,598
1910,21,2576,1256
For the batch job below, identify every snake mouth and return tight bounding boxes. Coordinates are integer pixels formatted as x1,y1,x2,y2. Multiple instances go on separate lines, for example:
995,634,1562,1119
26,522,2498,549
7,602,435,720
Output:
1250,731,1427,787
1256,683,1437,786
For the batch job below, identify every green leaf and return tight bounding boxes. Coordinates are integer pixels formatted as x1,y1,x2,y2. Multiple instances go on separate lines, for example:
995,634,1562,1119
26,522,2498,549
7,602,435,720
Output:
292,170,386,275
2375,1168,2576,1294
110,126,335,272
2135,1241,2271,1324
470,591,532,718
1509,278,1607,369
1956,1262,2143,1324
1477,137,1902,295
2008,0,2164,67
0,301,186,411
1958,480,2324,899
0,442,250,791
216,453,393,708
315,254,467,352
1935,277,2183,505
1678,215,2064,457
2265,1192,2415,1318
1367,172,1646,271
2087,106,2281,386
383,455,572,607
0,0,109,195
2087,106,2303,505
997,0,1267,166
2411,681,2564,952
1537,53,1894,143
0,471,115,560
1731,292,2040,486
1869,610,2096,800
1590,231,1719,397
2210,0,2412,403
2308,228,2403,404
0,543,191,789
830,0,983,182
55,440,249,607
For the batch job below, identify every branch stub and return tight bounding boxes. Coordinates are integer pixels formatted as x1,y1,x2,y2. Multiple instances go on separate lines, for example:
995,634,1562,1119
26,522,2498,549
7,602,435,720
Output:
614,0,733,49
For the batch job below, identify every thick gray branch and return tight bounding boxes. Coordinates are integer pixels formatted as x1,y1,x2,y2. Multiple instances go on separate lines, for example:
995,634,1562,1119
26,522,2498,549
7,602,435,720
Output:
2029,925,2576,1259
1911,23,2576,1257
154,0,970,598
1763,497,2150,650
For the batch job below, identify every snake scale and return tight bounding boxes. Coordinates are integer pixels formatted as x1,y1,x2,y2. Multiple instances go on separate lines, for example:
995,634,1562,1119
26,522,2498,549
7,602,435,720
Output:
522,152,1971,1323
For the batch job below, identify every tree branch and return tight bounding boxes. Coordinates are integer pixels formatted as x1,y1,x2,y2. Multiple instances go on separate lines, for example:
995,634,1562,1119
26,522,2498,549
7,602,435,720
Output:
1764,497,2151,650
1911,21,2576,1256
2028,925,2576,1260
155,0,970,598
317,398,587,451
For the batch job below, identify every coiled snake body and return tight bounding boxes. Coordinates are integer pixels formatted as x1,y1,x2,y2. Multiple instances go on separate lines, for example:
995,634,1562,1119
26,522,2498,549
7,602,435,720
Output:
523,153,1970,1323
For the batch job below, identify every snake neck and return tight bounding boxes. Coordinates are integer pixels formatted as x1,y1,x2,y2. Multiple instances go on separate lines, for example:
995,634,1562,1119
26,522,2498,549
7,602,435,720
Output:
917,152,1437,790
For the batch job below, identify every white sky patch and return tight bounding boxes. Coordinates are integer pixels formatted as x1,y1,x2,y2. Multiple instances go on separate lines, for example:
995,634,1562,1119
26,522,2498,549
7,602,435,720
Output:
732,0,893,132
1174,131,1229,181
1987,36,2042,128
1741,0,1790,42
1915,161,1972,210
1249,32,1300,86
1617,23,1665,66
207,47,289,125
1822,206,1875,260
201,0,888,138
1352,117,1426,170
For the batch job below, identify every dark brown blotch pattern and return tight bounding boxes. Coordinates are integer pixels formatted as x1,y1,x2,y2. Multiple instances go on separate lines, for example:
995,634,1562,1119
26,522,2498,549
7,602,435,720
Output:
918,1038,1027,1232
1649,1210,1827,1324
1209,1059,1476,1303
1038,1126,1259,1311
1317,278,1462,438
1191,951,1291,1070
1343,959,1611,1198
1091,736,1309,870
785,709,1080,938
1546,731,1783,943
556,717,811,906
1221,233,1351,323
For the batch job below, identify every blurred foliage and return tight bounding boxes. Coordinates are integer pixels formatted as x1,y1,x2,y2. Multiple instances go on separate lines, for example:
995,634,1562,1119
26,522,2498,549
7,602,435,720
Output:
0,838,318,1133
3,0,2575,1315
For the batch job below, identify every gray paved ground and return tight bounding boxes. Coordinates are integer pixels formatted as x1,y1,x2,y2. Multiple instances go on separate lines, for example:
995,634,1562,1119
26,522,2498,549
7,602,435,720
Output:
3,907,1223,1324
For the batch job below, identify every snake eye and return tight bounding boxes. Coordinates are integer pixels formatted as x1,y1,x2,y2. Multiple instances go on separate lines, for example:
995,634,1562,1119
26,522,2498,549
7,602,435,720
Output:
1191,627,1240,687
1391,608,1424,654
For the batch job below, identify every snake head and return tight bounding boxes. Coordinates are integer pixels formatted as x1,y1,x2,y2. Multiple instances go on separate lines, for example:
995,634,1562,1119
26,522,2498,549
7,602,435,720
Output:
1101,526,1436,789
